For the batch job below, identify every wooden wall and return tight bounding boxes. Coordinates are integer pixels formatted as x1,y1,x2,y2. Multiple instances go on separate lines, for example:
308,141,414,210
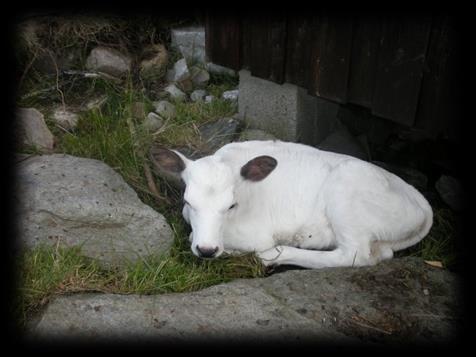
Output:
205,14,458,139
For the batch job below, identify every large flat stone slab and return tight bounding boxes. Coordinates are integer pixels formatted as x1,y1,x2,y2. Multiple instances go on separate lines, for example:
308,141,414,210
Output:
27,258,461,344
14,154,174,267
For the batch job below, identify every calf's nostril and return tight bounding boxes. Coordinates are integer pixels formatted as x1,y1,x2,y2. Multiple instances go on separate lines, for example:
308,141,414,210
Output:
196,245,219,258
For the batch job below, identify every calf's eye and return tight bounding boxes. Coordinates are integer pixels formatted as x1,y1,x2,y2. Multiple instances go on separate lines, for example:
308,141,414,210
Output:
229,203,237,210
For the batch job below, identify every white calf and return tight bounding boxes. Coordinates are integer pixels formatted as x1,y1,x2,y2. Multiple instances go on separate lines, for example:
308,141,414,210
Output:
150,140,433,269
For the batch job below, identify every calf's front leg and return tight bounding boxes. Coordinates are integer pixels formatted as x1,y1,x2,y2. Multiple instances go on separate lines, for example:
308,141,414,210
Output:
257,245,376,269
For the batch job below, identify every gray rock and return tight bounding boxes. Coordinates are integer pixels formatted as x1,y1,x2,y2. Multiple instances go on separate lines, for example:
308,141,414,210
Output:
171,27,206,65
51,107,80,130
223,89,239,102
16,108,55,151
204,95,215,103
206,62,237,77
176,78,193,93
14,154,174,267
28,258,461,344
143,113,164,132
171,58,190,82
140,43,168,80
199,117,241,154
373,161,428,192
436,175,463,211
189,66,210,87
190,89,207,102
238,129,277,142
163,84,187,102
165,69,176,82
152,100,176,120
85,46,131,78
318,127,369,161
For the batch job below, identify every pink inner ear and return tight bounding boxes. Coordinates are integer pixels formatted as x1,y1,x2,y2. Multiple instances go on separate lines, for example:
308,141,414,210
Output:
244,165,265,181
241,156,277,182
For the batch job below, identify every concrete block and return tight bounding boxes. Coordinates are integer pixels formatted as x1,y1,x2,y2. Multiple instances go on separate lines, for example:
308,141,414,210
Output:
238,70,340,145
171,27,206,65
238,70,301,141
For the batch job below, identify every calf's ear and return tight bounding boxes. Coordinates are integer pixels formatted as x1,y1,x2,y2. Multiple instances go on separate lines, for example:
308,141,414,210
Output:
149,146,191,188
150,146,189,173
240,156,277,182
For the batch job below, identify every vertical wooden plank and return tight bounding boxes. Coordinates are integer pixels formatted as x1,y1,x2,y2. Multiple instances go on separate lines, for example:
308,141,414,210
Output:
308,15,324,96
309,15,354,103
242,14,287,84
205,14,241,70
246,15,270,79
241,16,252,71
414,15,458,140
268,17,287,84
371,16,432,126
347,17,382,108
285,15,313,89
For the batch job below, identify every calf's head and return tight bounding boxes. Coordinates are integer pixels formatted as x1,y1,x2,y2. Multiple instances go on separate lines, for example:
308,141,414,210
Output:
150,147,277,258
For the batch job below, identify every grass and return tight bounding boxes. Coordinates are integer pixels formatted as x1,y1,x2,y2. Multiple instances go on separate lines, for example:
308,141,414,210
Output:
15,213,265,327
396,206,460,268
14,66,262,328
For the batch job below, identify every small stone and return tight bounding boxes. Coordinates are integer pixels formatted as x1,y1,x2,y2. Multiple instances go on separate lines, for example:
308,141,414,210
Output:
165,69,176,82
152,100,176,120
85,46,131,78
177,78,193,93
163,84,187,102
423,288,430,296
172,58,190,82
319,128,369,161
206,62,237,77
143,113,164,132
16,108,54,150
190,89,207,102
205,95,215,103
52,107,80,130
222,89,239,102
189,66,210,88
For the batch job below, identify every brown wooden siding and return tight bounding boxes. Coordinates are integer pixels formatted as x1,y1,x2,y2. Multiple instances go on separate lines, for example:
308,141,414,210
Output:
205,14,458,139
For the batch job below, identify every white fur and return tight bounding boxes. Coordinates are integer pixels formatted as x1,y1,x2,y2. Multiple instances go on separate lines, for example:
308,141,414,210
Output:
175,140,433,269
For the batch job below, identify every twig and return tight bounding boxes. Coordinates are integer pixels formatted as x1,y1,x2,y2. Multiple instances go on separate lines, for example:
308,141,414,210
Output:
143,161,168,204
21,85,58,100
19,48,40,89
48,50,66,111
125,97,171,206
350,315,393,335
129,182,168,204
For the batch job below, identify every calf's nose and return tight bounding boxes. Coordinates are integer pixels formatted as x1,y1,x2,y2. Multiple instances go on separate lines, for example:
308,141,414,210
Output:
196,245,219,258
